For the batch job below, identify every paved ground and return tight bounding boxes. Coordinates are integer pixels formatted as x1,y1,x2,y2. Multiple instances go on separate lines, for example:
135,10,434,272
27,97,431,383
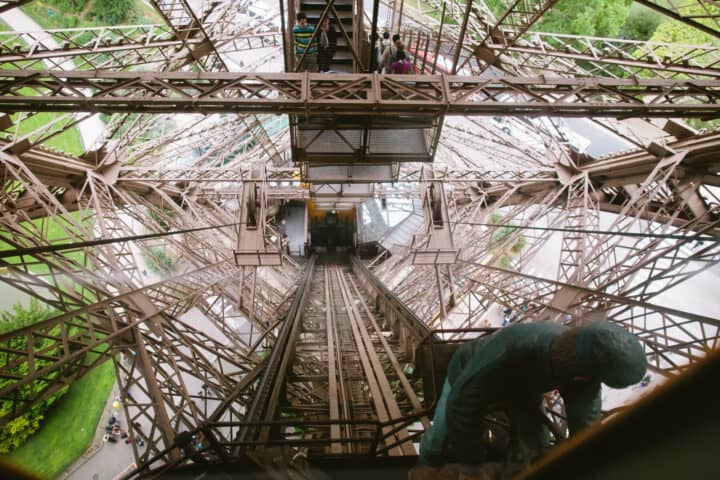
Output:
65,387,137,480
0,9,105,149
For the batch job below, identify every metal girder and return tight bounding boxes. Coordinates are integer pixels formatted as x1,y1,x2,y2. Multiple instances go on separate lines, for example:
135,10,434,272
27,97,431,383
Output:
373,135,720,374
0,24,192,71
635,0,720,40
1,71,720,117
0,0,29,13
462,261,720,373
0,148,301,433
124,260,430,474
410,22,720,79
234,168,283,267
375,185,720,374
556,172,601,286
457,0,561,73
0,24,282,70
490,32,720,79
2,0,720,472
149,0,228,71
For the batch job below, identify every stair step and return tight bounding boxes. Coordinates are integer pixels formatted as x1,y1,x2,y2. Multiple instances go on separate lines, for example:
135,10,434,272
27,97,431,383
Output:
331,51,353,60
304,16,354,26
302,0,353,7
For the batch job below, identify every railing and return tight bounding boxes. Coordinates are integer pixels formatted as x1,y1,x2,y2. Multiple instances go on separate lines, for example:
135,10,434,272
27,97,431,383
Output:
124,408,434,478
350,256,435,359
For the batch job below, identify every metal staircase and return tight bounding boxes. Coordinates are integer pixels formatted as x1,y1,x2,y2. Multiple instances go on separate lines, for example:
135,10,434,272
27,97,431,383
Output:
300,0,356,72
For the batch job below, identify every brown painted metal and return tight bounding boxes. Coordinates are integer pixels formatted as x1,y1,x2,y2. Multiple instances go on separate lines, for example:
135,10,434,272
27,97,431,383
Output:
457,0,561,73
0,0,30,13
635,0,720,40
0,71,720,117
2,0,720,475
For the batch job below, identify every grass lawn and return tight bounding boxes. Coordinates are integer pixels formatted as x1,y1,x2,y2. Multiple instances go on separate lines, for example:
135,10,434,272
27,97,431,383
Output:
0,20,85,156
0,211,91,274
9,111,85,156
1,360,116,480
22,0,162,30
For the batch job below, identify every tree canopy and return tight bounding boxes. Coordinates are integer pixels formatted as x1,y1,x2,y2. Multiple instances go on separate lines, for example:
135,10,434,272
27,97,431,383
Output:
0,300,67,454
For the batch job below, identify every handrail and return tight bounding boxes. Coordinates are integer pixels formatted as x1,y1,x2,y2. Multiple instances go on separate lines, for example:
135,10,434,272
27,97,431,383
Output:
123,409,435,478
350,256,436,342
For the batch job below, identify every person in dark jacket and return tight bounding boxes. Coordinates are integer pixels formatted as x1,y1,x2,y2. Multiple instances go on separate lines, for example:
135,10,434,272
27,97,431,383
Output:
317,17,337,72
419,320,647,468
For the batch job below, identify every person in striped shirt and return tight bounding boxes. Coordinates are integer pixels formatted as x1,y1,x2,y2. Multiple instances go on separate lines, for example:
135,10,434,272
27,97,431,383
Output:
293,12,317,72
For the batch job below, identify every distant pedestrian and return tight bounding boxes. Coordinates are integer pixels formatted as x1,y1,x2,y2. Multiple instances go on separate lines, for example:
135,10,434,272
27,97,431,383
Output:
381,31,391,51
502,307,512,326
380,33,402,73
375,30,391,70
389,49,412,74
282,233,290,255
317,17,337,72
293,12,317,71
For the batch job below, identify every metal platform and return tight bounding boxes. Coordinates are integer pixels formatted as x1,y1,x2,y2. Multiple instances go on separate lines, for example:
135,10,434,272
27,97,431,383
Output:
293,118,440,165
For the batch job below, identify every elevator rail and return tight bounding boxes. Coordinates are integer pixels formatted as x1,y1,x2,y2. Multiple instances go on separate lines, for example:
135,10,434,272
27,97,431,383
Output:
237,255,317,445
350,256,437,352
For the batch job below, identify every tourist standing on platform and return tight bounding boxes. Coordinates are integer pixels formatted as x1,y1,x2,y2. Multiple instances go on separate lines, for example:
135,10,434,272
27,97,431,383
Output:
381,31,392,51
293,12,317,72
389,49,412,74
376,31,391,71
317,17,337,72
380,33,402,73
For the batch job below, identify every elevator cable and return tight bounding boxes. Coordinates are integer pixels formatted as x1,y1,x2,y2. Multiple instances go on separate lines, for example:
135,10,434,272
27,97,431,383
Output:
0,222,239,259
448,221,719,243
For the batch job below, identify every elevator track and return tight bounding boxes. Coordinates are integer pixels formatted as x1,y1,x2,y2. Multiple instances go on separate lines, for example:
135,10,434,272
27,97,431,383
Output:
278,259,428,456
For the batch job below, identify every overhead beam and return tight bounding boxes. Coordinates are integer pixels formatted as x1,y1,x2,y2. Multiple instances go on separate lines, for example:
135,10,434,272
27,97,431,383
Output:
1,71,720,117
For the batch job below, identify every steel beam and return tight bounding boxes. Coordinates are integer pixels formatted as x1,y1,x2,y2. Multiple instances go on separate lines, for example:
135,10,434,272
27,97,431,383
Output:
635,0,720,40
0,71,719,117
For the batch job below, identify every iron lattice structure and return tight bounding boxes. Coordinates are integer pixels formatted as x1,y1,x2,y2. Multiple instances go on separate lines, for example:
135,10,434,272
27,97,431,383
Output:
0,0,719,476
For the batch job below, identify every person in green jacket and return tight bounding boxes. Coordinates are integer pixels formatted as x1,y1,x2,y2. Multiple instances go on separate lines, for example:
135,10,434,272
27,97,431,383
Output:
419,320,647,468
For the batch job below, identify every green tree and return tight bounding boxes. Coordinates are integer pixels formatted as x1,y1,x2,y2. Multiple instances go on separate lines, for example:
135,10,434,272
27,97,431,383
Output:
537,0,632,38
142,245,175,273
0,300,68,454
92,0,135,24
46,0,89,15
619,4,663,41
489,213,526,268
645,15,720,130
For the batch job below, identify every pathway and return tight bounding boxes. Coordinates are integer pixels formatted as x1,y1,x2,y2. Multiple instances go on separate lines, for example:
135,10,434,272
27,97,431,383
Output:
0,9,105,149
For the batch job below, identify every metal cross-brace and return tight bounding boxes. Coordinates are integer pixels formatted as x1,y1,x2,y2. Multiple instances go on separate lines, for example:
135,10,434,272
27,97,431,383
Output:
635,0,720,40
234,167,282,267
2,71,720,118
456,0,560,73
